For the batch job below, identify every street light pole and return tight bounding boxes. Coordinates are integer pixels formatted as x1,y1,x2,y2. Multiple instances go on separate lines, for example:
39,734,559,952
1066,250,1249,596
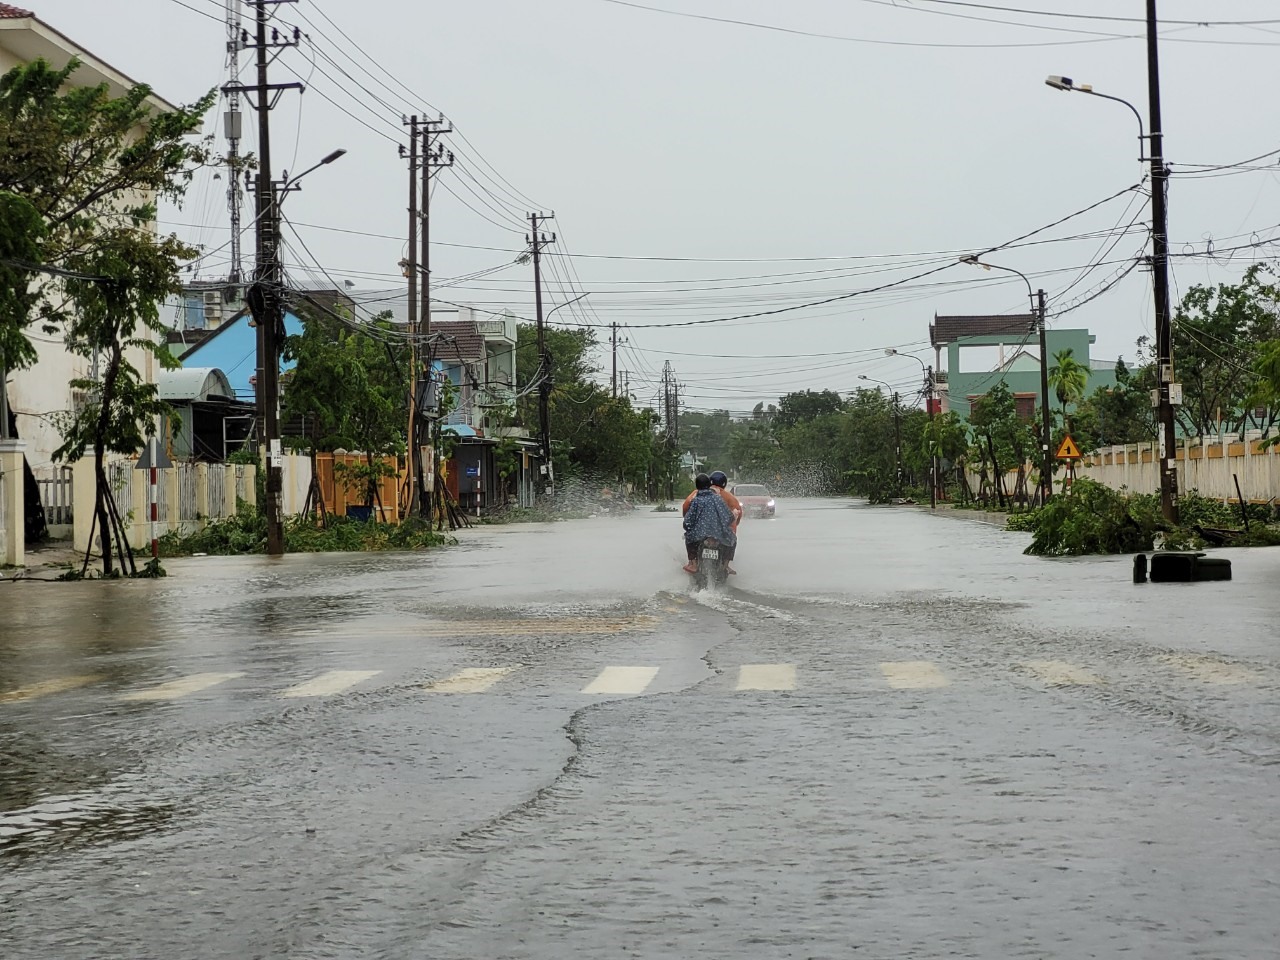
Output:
859,374,902,496
961,257,1053,505
885,349,935,509
1045,12,1179,521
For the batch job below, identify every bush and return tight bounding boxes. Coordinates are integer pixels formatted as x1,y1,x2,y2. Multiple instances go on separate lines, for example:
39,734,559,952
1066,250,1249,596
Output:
1022,478,1160,556
159,510,450,556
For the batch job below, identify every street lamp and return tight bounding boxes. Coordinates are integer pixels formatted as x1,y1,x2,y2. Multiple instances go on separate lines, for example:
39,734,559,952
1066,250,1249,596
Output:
884,348,937,509
860,374,902,497
1046,59,1178,522
252,146,347,556
960,256,1053,505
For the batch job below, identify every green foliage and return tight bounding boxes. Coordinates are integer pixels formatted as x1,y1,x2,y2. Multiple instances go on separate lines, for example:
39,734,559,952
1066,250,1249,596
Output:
774,389,846,430
1071,359,1155,449
158,508,450,556
1021,478,1159,556
1048,347,1090,420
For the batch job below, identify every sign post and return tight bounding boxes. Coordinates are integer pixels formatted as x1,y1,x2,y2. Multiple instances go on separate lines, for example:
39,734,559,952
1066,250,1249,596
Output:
1056,434,1082,494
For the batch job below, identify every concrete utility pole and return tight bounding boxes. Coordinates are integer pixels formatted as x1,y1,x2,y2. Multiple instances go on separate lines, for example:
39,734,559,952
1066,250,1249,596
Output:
529,212,556,493
401,114,421,514
224,0,244,284
611,322,618,398
231,0,303,557
1035,288,1053,505
1146,0,1179,523
926,365,937,510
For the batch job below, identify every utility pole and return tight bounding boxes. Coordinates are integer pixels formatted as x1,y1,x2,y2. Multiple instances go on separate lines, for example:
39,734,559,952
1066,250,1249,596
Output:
400,115,421,515
415,119,452,515
926,365,937,510
230,0,302,556
611,322,618,398
529,212,556,493
892,392,902,497
1035,288,1053,505
1146,0,1179,523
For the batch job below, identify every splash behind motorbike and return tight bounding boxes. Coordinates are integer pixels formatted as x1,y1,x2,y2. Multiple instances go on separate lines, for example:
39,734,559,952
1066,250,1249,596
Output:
691,537,730,590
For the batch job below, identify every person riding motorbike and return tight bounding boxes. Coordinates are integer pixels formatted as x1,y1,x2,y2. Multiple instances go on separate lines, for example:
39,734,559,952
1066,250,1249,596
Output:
682,473,738,575
682,470,742,573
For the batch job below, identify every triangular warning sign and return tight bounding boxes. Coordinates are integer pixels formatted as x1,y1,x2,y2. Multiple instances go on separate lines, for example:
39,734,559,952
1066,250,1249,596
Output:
1055,434,1082,459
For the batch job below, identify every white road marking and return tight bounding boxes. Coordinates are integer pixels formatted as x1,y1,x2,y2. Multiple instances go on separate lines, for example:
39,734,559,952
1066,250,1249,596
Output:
281,670,382,698
0,674,100,704
425,667,519,693
735,663,797,691
880,661,949,690
1162,654,1259,686
1023,660,1101,686
582,666,659,695
121,672,245,702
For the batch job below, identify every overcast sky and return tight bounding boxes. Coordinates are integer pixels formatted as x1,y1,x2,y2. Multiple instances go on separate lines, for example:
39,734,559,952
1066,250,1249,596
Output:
38,0,1280,414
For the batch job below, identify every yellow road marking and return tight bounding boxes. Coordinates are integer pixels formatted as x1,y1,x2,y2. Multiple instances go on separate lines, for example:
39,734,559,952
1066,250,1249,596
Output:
425,667,519,693
880,661,949,690
582,666,659,695
1023,660,1102,686
1162,654,1259,686
735,664,797,691
0,674,100,704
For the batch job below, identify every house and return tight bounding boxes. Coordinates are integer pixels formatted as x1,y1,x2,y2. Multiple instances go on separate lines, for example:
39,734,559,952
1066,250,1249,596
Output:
1,2,177,484
156,368,254,462
178,309,305,403
930,314,1115,420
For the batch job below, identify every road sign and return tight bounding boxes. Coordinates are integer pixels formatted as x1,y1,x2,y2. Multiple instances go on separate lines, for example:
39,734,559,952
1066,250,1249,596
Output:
1056,434,1082,460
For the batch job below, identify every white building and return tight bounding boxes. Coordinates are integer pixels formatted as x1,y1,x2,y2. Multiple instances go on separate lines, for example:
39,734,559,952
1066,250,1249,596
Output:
0,3,176,482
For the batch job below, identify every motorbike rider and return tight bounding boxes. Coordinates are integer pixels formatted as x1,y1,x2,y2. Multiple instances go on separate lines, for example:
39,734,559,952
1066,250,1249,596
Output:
683,473,738,574
682,470,742,573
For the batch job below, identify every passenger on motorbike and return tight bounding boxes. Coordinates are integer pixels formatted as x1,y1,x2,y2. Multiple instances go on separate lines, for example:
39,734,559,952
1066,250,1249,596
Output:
682,473,738,574
682,470,741,573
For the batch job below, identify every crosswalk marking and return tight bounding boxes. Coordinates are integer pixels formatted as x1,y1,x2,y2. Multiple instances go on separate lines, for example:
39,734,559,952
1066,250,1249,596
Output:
736,664,797,691
425,666,519,694
0,674,100,704
417,617,658,638
281,670,382,699
1162,654,1259,686
582,666,659,695
120,672,245,702
880,661,949,690
1023,660,1101,687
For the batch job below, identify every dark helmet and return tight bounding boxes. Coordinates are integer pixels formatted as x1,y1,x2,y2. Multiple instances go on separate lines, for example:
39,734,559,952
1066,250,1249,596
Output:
709,471,728,488
694,473,712,490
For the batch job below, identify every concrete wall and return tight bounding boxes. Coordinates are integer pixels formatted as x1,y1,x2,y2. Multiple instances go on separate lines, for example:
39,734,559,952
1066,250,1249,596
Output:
1081,434,1280,504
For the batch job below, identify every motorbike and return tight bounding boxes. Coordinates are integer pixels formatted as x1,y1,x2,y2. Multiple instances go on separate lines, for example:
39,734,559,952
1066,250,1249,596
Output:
690,537,730,589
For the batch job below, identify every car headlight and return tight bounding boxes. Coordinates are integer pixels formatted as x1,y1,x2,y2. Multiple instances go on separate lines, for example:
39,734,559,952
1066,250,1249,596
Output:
767,499,775,508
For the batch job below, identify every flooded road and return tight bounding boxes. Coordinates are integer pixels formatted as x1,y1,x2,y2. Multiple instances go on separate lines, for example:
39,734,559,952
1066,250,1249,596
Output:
3,500,1279,958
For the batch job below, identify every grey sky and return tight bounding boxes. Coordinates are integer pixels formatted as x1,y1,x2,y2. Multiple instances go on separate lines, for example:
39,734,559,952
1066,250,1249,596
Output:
38,0,1280,413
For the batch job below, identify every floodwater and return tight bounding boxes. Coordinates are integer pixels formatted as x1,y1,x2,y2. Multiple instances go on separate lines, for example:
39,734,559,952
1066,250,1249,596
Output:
3,499,1279,958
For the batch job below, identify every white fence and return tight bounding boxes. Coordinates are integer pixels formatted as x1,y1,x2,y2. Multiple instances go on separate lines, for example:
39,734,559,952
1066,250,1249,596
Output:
72,458,257,553
37,466,74,527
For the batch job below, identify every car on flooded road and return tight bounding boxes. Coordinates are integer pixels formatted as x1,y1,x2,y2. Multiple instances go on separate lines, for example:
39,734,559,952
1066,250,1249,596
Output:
731,483,776,518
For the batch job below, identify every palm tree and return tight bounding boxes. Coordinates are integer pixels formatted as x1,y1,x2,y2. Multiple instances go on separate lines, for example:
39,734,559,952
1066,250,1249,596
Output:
1048,348,1090,427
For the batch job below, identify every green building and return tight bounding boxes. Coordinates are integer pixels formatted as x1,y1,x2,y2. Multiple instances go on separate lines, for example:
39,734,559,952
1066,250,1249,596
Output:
930,314,1116,420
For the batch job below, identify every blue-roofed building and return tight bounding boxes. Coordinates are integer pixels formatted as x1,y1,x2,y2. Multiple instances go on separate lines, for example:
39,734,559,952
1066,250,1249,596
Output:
178,308,304,402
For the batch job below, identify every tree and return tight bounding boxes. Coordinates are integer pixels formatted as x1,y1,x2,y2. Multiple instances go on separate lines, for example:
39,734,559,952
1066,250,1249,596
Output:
1166,263,1280,437
1071,358,1155,450
1048,347,1090,426
283,305,408,512
774,389,845,430
0,59,214,574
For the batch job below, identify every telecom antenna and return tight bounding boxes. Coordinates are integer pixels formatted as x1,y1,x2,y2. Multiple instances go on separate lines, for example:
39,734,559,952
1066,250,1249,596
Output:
224,0,244,284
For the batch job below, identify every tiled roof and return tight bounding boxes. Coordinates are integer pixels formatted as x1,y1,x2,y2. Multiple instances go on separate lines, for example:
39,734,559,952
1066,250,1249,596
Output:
0,4,34,18
931,313,1037,346
431,321,486,363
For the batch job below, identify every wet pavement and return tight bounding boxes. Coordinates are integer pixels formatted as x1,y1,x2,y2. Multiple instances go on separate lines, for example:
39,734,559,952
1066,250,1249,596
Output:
2,500,1279,958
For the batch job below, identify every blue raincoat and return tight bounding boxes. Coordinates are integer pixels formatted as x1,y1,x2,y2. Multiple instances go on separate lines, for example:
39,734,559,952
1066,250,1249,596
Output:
683,489,737,547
